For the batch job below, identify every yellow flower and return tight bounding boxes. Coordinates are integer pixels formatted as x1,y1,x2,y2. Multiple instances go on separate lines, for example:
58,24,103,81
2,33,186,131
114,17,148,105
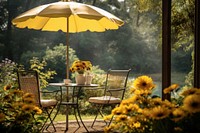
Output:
133,121,141,128
125,104,139,113
129,95,139,103
162,99,176,109
142,108,151,117
133,75,155,91
150,106,170,120
174,127,183,132
120,99,131,106
183,94,200,113
172,108,186,122
104,124,115,133
33,106,42,114
22,104,35,112
23,98,36,104
112,106,126,115
70,60,92,74
181,88,200,97
163,84,179,94
23,93,35,99
115,115,128,122
13,102,24,108
0,113,5,122
3,85,11,91
150,97,163,106
12,90,23,96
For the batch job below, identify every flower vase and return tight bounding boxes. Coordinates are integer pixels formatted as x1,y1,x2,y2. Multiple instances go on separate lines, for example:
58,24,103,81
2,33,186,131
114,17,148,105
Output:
85,75,93,85
75,74,86,85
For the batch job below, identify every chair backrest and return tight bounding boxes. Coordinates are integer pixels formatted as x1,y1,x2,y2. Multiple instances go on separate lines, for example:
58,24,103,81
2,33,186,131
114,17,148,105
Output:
17,70,41,106
104,69,131,100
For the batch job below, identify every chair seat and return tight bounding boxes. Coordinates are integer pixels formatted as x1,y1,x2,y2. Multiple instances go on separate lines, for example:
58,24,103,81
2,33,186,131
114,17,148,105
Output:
41,99,57,108
89,96,121,104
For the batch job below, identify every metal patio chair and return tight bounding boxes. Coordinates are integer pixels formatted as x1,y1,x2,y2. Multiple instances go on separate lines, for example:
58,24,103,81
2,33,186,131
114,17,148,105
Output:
17,70,61,132
88,69,131,127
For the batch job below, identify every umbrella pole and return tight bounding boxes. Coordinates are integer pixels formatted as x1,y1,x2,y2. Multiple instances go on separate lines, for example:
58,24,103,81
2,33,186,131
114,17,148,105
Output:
66,17,69,79
66,17,69,131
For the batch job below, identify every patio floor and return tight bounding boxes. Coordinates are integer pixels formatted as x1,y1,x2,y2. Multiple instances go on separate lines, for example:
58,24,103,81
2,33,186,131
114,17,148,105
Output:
44,119,105,133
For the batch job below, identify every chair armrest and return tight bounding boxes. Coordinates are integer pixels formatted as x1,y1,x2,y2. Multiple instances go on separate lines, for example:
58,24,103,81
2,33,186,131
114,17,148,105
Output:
106,88,125,92
40,89,62,101
40,89,61,93
106,88,126,96
85,86,105,90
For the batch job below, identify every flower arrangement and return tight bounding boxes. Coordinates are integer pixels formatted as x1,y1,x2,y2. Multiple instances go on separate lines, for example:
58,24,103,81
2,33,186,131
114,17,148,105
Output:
70,60,92,74
104,75,200,133
0,85,45,132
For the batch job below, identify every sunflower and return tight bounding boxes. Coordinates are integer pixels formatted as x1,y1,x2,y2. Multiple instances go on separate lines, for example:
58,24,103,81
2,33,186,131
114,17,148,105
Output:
104,124,115,133
162,99,176,109
164,84,179,94
3,85,11,91
115,115,128,122
183,94,200,113
120,99,131,106
12,90,23,96
33,106,42,114
135,89,152,96
142,108,151,117
0,113,5,122
112,106,126,115
172,108,186,122
174,127,183,132
23,98,36,104
23,93,35,99
150,97,163,106
104,114,113,121
13,102,24,108
133,76,155,91
150,106,170,120
181,88,200,97
125,104,139,113
70,60,92,74
22,104,35,112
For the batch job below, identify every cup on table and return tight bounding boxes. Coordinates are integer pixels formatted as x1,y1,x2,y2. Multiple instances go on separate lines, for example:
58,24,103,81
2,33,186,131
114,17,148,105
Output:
64,79,71,85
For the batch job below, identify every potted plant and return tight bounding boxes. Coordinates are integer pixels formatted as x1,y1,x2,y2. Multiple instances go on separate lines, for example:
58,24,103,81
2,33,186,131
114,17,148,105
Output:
70,60,92,84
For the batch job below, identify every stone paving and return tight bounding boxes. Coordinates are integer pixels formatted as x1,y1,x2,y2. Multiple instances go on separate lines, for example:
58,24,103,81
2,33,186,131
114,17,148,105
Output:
44,120,105,133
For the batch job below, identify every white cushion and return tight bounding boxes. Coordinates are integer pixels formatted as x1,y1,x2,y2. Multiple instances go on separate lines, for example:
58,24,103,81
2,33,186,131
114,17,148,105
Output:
41,99,57,108
89,96,121,104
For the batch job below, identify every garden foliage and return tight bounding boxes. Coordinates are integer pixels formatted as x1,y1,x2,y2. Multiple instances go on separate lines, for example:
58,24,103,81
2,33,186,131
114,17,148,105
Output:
105,75,200,133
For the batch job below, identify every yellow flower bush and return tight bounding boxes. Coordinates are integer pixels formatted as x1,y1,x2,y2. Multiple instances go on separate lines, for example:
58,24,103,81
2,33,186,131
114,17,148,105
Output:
70,60,92,74
105,75,200,133
0,85,45,132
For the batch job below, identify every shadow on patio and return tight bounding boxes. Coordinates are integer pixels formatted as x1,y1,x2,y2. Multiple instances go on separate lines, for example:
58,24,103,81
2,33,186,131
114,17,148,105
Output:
44,120,105,133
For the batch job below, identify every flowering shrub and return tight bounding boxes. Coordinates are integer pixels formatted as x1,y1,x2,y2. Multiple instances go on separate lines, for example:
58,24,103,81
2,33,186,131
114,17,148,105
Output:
70,60,92,74
0,85,45,133
104,75,200,133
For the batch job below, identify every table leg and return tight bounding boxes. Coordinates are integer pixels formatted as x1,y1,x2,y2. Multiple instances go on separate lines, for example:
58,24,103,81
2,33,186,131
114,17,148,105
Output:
65,87,69,132
76,87,89,133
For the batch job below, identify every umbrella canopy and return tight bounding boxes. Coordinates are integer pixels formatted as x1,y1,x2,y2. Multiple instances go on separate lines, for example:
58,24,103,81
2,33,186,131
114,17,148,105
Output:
12,0,124,78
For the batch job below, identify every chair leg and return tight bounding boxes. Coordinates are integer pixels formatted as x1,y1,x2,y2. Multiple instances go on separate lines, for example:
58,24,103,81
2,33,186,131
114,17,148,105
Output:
91,110,99,128
108,115,114,126
91,105,108,128
45,103,60,130
40,106,57,132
